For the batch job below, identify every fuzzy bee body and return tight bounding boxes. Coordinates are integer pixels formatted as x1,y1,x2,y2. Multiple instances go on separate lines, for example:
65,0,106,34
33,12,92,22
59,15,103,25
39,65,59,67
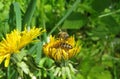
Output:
58,32,69,40
56,31,73,49
60,42,73,49
55,41,72,49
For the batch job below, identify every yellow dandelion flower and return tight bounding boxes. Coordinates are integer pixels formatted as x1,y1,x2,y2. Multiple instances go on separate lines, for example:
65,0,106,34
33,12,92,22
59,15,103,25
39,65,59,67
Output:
43,35,81,62
0,27,45,67
0,30,21,67
18,27,45,49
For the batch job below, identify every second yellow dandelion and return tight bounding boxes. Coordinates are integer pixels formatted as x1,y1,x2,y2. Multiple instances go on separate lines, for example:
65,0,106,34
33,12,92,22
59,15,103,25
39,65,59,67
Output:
43,32,81,62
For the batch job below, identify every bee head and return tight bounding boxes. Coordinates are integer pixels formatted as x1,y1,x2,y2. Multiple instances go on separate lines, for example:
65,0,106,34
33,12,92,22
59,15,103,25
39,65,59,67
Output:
58,32,69,40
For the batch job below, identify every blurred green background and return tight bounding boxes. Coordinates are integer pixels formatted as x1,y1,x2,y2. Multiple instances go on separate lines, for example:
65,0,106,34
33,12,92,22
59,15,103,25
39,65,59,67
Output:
0,0,120,79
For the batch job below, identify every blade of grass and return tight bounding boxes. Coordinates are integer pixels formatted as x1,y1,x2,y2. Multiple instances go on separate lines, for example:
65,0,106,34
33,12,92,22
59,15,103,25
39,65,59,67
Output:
8,3,15,31
35,41,43,63
8,2,22,31
48,0,81,36
40,0,47,42
22,0,37,27
13,2,22,31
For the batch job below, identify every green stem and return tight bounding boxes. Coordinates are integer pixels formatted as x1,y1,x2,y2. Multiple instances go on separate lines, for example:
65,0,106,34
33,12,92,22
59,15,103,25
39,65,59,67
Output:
114,66,117,79
99,9,120,18
37,0,47,42
111,43,117,79
7,66,10,79
48,0,80,36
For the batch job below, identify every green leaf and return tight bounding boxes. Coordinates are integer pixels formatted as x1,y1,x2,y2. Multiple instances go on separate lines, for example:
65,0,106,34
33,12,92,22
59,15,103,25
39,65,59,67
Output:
54,67,61,76
98,71,112,79
0,2,4,10
76,74,84,79
79,57,95,76
39,57,47,67
78,4,95,14
61,67,67,79
8,2,22,31
35,42,43,63
22,0,37,27
88,66,112,79
102,54,113,67
13,2,22,31
91,0,112,12
28,44,37,54
66,67,71,79
68,63,76,73
17,61,30,74
0,69,5,78
90,16,120,38
100,16,120,35
90,25,110,38
12,50,27,63
8,3,16,31
62,12,87,29
24,55,40,71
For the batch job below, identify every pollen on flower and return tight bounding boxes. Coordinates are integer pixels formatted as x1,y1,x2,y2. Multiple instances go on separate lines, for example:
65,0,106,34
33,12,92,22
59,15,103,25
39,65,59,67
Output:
43,34,81,62
0,27,45,67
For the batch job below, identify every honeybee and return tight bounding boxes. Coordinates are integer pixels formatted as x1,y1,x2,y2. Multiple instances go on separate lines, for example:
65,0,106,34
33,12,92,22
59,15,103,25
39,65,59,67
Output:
57,31,73,49
58,31,69,40
59,42,73,49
